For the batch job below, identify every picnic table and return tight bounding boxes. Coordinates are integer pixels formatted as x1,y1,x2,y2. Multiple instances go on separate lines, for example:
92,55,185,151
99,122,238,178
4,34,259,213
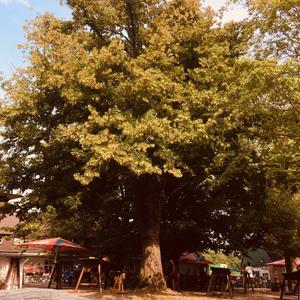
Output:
207,267,233,298
280,270,300,300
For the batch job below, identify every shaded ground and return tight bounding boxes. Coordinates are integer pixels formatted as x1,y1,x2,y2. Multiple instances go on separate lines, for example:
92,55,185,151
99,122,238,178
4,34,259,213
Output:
0,287,86,300
1,287,298,300
70,288,297,300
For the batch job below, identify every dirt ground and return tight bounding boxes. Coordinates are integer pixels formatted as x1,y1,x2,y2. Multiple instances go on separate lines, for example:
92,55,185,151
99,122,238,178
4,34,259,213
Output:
69,288,297,300
1,287,298,300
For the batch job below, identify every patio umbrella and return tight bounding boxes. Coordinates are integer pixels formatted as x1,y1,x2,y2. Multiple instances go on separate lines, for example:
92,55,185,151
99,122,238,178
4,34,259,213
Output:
19,237,87,262
19,237,87,289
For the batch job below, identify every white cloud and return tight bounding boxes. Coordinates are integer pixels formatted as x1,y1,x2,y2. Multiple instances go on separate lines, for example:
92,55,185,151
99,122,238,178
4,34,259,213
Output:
0,0,32,8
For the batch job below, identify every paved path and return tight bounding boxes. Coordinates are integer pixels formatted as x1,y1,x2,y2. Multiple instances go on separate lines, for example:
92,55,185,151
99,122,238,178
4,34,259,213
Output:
0,288,88,300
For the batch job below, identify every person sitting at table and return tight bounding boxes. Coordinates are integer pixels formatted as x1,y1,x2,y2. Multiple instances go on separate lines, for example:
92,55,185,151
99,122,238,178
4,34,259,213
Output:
63,268,72,286
36,263,44,274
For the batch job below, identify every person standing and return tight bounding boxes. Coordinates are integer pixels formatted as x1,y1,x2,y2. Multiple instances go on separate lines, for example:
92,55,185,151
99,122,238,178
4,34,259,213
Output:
244,262,255,291
245,262,254,279
168,259,179,291
101,256,111,289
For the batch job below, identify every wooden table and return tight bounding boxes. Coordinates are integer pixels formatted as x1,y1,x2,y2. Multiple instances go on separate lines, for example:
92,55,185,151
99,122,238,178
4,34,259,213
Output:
280,271,300,300
75,258,102,292
207,267,233,298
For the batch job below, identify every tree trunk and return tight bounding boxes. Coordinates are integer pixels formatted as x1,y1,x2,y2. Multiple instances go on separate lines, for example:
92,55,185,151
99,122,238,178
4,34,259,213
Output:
135,175,167,290
285,256,296,291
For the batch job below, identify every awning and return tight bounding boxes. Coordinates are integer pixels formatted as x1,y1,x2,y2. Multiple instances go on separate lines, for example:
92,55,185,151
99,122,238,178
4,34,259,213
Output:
266,258,300,266
179,252,213,265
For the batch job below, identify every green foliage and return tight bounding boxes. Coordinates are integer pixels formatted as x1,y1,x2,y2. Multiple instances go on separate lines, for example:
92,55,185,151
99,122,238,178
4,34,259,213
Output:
204,250,240,268
246,0,300,59
263,188,300,256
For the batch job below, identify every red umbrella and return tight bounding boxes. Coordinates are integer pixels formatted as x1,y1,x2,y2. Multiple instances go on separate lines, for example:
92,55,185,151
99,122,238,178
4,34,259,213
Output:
266,258,300,266
179,252,213,265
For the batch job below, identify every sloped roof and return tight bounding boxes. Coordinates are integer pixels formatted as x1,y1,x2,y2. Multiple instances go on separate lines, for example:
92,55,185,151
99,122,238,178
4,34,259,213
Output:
242,248,271,267
0,191,21,202
179,252,213,265
0,215,19,233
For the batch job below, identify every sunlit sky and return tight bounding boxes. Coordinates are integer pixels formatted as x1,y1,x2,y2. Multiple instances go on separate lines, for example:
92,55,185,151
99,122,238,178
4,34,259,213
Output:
0,0,247,88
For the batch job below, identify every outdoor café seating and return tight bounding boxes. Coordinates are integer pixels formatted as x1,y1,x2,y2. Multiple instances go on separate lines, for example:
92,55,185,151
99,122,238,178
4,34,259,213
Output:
23,263,50,284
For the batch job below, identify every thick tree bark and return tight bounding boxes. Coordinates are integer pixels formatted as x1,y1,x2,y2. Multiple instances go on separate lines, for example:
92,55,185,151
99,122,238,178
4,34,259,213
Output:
135,175,167,290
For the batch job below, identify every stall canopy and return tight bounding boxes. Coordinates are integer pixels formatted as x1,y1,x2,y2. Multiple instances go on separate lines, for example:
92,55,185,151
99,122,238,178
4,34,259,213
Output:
179,252,213,265
266,258,300,266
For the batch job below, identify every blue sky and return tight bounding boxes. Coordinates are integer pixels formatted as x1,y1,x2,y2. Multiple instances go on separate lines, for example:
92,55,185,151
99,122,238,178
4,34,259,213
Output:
0,0,71,82
0,0,247,93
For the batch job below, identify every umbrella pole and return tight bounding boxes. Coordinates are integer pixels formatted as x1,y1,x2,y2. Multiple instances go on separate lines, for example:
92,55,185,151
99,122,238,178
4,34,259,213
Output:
54,248,62,289
48,249,59,289
55,250,58,263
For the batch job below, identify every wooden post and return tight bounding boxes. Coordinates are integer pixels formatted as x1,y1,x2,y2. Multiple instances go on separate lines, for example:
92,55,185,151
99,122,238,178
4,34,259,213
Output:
207,273,213,293
98,264,102,293
75,267,85,291
227,274,233,298
56,262,62,289
4,259,13,289
11,263,16,289
48,263,57,288
4,258,21,290
16,259,20,289
19,259,23,289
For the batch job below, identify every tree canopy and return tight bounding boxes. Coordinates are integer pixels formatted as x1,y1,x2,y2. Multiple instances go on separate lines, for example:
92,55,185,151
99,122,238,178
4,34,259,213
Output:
0,0,299,289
